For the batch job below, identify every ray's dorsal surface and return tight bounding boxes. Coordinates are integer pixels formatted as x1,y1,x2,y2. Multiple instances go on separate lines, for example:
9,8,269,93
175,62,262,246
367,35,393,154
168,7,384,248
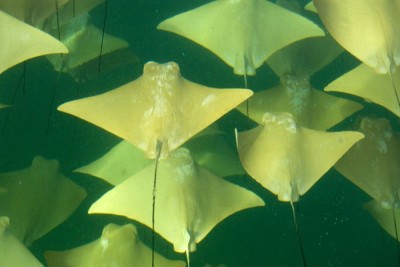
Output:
58,61,252,158
0,10,68,75
157,0,324,76
335,117,400,208
0,156,86,245
89,148,264,255
0,217,43,267
45,223,186,267
236,112,364,202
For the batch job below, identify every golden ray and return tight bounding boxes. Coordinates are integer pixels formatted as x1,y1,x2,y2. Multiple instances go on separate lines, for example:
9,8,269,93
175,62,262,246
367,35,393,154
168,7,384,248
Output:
313,0,400,74
335,117,400,207
0,156,86,245
43,0,105,29
45,223,186,267
365,200,400,241
89,148,264,255
0,217,43,267
0,0,69,28
237,35,361,130
46,13,136,81
0,10,68,75
157,0,324,76
325,63,400,118
58,61,252,158
236,112,364,202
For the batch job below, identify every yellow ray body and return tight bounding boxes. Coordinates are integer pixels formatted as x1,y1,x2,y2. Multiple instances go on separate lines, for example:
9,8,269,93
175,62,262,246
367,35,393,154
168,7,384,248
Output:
45,223,185,267
158,0,324,75
365,200,400,241
0,217,43,267
89,148,264,254
236,112,364,202
314,0,400,74
58,61,252,158
0,156,86,245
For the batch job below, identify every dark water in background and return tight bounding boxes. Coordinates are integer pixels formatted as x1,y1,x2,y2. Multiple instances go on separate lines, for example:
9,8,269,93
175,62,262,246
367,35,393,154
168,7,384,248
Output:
0,0,399,266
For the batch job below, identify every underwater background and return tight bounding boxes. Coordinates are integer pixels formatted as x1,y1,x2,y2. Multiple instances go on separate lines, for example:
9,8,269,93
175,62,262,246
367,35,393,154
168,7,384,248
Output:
1,0,399,266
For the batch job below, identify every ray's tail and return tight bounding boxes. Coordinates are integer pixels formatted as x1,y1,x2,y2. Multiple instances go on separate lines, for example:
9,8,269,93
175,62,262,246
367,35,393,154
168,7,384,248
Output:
152,140,163,267
98,0,108,75
290,201,307,267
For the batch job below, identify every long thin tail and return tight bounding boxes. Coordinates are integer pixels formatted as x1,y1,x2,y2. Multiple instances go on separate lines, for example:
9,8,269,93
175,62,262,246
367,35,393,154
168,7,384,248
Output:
98,0,108,75
185,249,190,267
243,73,250,117
290,201,307,267
152,140,163,267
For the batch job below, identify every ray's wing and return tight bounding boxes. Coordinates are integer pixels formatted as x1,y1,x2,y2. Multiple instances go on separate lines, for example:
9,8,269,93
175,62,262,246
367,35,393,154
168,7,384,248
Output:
89,148,264,253
0,156,86,245
267,35,342,77
75,141,153,186
158,0,324,75
45,223,186,267
0,10,68,75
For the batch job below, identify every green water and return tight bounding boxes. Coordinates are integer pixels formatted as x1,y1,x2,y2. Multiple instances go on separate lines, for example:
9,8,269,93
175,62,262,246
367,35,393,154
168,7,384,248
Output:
0,0,399,266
